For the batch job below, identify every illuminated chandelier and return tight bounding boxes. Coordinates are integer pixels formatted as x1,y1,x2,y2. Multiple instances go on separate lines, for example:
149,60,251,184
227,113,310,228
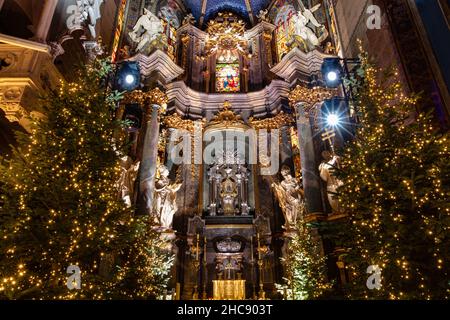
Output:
199,12,253,63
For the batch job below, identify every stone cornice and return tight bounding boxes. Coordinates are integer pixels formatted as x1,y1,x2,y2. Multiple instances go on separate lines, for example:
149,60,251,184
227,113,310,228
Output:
166,80,290,119
128,50,184,84
245,21,276,39
270,48,333,84
0,33,50,53
177,23,207,40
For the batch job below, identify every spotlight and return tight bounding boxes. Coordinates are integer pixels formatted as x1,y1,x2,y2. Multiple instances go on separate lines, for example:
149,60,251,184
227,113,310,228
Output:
327,71,338,82
326,113,340,127
116,61,141,91
321,97,355,141
321,57,343,88
125,74,135,85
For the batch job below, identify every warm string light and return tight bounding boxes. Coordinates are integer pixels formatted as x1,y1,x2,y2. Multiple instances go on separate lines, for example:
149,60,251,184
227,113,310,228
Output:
281,219,332,300
0,60,173,299
336,49,449,299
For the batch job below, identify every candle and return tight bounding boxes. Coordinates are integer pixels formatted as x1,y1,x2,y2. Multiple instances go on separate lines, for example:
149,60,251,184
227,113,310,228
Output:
204,236,207,263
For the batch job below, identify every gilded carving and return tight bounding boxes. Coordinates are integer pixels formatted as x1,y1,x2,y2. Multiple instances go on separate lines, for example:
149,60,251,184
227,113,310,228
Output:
249,111,294,129
122,88,168,107
209,101,245,127
289,85,336,110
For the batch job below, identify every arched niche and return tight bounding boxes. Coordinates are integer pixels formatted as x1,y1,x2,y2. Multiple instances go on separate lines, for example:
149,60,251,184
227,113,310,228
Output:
201,124,257,217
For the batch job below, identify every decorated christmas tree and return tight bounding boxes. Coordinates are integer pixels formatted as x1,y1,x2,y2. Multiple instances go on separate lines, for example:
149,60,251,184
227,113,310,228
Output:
336,53,450,299
281,219,332,300
0,60,173,299
112,216,174,299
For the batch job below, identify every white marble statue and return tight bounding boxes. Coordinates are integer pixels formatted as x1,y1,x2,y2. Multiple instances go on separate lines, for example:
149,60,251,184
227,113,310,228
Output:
116,156,140,208
319,151,344,213
129,8,164,52
153,165,182,230
272,166,306,229
292,4,327,49
66,0,104,38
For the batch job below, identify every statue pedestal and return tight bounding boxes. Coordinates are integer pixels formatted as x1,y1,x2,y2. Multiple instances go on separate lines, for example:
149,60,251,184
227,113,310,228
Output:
160,229,176,242
282,229,297,239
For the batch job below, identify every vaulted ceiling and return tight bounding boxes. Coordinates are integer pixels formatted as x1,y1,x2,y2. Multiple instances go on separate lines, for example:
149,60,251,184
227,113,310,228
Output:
183,0,272,26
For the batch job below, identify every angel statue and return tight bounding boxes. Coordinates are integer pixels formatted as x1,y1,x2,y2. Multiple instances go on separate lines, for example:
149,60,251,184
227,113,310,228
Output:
66,0,104,38
129,8,164,52
153,165,182,230
292,3,328,51
257,9,269,22
83,0,104,38
319,151,343,213
182,13,196,25
116,155,140,208
272,166,306,230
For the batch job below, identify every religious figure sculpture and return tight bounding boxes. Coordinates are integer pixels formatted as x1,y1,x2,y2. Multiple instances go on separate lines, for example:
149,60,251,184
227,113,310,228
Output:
182,13,196,25
272,166,306,229
66,0,104,38
257,9,269,22
116,155,140,208
319,151,343,213
220,177,238,215
153,165,182,230
292,4,328,50
129,8,164,53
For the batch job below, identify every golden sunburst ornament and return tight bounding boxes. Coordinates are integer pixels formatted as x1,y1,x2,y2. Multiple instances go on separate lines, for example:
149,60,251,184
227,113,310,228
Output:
200,13,253,63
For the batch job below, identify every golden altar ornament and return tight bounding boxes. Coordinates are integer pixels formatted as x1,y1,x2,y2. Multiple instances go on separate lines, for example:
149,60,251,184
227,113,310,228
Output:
213,280,246,300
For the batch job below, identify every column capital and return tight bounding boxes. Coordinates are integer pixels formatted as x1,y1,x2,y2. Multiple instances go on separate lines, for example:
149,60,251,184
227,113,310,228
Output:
122,87,168,107
289,85,336,111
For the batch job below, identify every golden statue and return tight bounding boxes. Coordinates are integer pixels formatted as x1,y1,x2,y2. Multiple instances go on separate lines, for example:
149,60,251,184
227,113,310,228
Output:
220,177,238,216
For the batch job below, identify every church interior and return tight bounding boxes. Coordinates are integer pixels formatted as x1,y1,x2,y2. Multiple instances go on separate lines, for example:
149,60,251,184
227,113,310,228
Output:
0,0,449,300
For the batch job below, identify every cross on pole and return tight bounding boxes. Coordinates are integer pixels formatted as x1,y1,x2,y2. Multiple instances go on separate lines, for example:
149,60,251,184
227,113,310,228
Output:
321,128,336,154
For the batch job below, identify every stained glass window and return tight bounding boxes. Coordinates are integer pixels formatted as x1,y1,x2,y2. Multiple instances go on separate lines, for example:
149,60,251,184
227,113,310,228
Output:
162,20,177,61
216,63,240,93
274,4,297,61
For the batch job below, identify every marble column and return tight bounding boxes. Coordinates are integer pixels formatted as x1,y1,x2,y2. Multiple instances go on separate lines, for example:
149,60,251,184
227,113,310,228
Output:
139,104,160,215
295,102,324,215
34,0,59,42
279,125,293,167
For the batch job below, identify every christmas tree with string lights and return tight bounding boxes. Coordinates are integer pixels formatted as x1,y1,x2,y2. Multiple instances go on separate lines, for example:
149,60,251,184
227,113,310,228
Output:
113,217,174,299
335,53,450,299
281,219,332,300
0,60,173,299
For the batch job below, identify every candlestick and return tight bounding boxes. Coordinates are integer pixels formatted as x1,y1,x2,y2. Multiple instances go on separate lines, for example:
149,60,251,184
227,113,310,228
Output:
257,233,261,260
196,233,199,261
203,236,207,263
250,237,254,261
